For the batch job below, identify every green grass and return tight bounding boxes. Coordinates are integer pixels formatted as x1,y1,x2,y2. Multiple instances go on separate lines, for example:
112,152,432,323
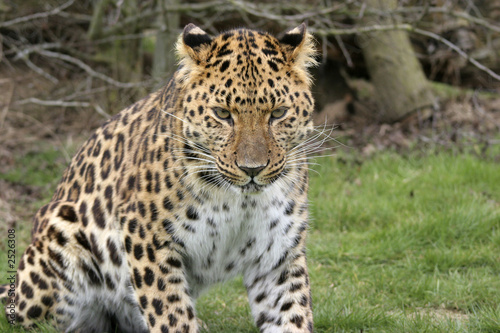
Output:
307,151,500,332
1,148,499,332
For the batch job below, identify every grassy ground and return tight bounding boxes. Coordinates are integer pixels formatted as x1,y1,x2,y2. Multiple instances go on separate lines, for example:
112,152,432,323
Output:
0,147,499,332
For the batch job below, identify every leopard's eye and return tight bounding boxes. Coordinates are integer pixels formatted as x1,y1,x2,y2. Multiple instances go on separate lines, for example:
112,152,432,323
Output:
271,107,288,120
213,108,231,120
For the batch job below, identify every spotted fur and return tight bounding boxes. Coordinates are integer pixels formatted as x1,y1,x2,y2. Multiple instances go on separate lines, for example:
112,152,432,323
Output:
2,23,317,332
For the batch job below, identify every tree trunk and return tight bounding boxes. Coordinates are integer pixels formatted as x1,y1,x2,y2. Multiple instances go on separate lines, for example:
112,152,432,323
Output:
358,0,435,123
152,0,180,83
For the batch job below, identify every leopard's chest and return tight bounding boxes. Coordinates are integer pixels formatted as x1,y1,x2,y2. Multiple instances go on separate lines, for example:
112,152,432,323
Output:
177,187,299,298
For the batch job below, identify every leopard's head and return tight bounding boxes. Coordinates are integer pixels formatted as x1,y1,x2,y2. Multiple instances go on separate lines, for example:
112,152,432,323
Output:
175,23,317,193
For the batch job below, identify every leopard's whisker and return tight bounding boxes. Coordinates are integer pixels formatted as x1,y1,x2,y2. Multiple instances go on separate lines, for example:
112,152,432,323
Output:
178,168,220,185
286,157,336,169
172,142,214,158
156,132,213,157
168,166,218,173
287,138,340,158
285,163,320,175
171,155,217,165
198,174,230,194
274,171,301,191
285,161,317,166
287,151,338,163
160,109,190,125
169,133,213,153
288,130,325,154
289,126,337,153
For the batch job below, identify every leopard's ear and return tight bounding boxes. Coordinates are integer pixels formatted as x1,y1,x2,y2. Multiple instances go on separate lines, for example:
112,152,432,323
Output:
278,23,318,85
279,23,307,49
176,24,212,64
182,24,212,49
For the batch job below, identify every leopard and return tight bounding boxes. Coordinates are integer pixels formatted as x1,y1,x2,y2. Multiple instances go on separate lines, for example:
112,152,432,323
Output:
1,23,318,333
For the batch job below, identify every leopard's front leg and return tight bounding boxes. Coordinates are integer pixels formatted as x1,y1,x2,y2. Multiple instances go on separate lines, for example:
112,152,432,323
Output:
245,246,313,333
122,213,198,333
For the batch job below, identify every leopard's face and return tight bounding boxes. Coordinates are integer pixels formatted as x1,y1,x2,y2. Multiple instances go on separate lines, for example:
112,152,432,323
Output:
176,24,316,192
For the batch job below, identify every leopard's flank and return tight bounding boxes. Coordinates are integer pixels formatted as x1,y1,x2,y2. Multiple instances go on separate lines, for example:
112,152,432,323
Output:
2,23,317,333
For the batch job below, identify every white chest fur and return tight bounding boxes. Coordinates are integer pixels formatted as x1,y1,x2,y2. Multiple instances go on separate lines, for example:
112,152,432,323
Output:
176,185,300,298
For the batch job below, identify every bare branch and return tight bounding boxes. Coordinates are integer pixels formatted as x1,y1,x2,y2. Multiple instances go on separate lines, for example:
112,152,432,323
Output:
313,24,500,82
334,34,353,68
22,57,59,84
390,6,500,34
54,11,92,22
0,0,76,28
93,104,112,119
35,49,144,88
85,31,156,46
15,98,92,108
434,8,500,34
6,41,60,83
15,98,110,118
228,0,355,22
7,42,61,58
100,1,226,37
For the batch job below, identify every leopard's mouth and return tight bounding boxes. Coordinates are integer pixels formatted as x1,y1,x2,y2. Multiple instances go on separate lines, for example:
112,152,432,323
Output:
239,180,266,193
198,170,266,193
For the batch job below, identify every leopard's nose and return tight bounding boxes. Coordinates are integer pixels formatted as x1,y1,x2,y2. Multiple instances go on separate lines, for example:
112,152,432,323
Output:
238,164,267,177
